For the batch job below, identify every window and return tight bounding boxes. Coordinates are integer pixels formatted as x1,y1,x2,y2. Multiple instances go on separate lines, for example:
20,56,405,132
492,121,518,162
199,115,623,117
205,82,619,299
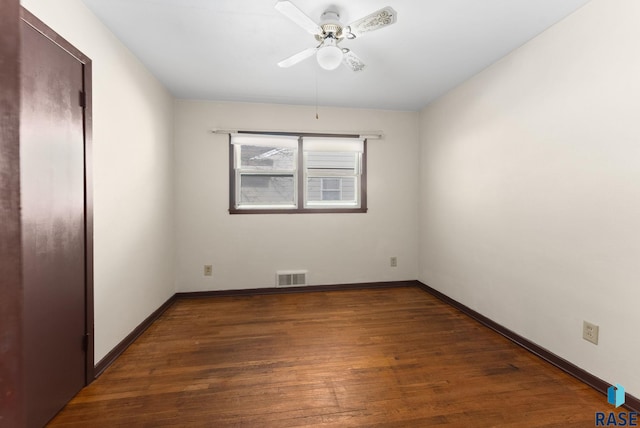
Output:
230,133,367,213
232,134,298,209
303,138,362,209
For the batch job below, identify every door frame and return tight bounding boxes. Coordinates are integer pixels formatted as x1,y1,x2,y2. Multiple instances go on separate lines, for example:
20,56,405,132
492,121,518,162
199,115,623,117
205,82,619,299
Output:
0,0,23,425
20,7,95,384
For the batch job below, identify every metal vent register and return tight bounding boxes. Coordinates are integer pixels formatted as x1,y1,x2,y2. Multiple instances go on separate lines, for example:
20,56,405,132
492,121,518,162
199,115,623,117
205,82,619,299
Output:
276,270,307,287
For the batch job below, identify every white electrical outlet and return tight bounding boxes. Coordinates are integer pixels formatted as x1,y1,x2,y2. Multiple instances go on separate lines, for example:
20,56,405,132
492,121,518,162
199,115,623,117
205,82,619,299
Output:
583,321,599,345
204,265,213,276
390,257,398,267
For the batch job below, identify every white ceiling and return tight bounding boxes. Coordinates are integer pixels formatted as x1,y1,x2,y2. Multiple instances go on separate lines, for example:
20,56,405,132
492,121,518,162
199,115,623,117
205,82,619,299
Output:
81,0,591,111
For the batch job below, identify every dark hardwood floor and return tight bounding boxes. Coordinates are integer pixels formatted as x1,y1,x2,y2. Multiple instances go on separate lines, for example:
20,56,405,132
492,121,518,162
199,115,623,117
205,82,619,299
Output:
49,286,619,427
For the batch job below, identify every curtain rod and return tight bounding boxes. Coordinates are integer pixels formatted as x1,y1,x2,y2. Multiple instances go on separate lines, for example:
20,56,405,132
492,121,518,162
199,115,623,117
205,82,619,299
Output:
210,129,383,140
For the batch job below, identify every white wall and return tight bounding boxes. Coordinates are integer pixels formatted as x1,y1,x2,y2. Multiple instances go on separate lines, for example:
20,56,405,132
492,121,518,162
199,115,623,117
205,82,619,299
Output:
20,0,176,363
175,100,419,291
419,0,640,396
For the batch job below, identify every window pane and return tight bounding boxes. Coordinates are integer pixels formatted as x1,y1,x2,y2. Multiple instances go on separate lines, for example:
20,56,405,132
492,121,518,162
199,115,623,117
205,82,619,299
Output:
307,177,356,203
341,178,356,200
322,190,341,201
306,151,356,171
240,145,296,171
322,178,340,190
240,175,294,205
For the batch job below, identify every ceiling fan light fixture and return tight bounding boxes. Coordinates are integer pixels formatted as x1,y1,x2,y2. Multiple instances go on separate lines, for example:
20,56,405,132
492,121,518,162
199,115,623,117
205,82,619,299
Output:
275,1,397,72
316,39,343,70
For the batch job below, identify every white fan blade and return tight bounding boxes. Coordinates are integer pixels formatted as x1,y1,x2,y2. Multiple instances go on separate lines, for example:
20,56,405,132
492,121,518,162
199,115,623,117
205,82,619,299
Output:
278,47,318,68
275,0,322,35
342,49,366,72
345,6,397,39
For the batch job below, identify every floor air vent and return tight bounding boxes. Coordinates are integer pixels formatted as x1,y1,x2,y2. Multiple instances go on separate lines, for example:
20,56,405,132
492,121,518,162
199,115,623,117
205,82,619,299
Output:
276,270,307,287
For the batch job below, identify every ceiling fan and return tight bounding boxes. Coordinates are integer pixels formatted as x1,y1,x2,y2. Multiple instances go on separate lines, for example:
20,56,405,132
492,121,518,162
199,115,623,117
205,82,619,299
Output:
275,0,397,72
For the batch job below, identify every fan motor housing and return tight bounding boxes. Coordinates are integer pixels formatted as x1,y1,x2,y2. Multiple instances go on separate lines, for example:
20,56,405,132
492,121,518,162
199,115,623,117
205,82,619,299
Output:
316,10,343,40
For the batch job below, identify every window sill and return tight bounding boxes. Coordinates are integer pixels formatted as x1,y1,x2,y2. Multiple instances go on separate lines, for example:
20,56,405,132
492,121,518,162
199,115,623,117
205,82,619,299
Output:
229,207,368,215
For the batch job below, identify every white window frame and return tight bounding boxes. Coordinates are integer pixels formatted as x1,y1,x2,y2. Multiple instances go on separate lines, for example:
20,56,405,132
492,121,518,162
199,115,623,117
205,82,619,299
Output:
303,154,362,209
232,134,299,210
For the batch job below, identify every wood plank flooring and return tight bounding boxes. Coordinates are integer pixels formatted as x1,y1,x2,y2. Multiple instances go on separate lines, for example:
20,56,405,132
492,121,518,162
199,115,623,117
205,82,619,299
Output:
49,286,619,427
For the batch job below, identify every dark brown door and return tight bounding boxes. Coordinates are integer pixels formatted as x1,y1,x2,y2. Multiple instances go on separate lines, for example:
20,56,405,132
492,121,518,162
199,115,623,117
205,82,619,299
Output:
20,16,88,428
